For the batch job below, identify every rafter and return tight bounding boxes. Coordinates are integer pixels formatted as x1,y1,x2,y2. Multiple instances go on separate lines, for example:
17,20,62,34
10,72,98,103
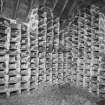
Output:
52,0,58,11
53,0,68,17
59,0,68,18
45,0,56,9
0,0,3,16
43,0,47,5
26,0,33,18
32,0,39,8
60,0,74,19
68,0,77,18
12,0,20,19
38,0,46,6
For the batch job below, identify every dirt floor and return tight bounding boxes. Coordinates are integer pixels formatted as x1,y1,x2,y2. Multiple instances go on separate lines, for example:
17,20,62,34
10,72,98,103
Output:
0,83,103,105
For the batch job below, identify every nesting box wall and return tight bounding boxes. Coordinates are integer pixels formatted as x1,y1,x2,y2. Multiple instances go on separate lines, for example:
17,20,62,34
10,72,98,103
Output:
0,4,105,99
69,5,105,98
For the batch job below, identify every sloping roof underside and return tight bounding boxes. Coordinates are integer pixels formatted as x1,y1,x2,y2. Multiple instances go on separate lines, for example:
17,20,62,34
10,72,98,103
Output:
0,0,105,22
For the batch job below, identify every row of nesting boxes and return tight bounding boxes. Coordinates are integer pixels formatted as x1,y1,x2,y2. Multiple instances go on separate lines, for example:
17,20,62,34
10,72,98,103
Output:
0,18,31,97
0,4,105,98
0,7,68,97
69,5,105,98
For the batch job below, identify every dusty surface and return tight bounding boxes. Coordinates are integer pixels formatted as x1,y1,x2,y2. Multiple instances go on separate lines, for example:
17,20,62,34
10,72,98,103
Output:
0,83,101,105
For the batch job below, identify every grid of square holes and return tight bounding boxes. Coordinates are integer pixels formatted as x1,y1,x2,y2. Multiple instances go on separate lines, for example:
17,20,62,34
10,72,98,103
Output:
0,5,105,98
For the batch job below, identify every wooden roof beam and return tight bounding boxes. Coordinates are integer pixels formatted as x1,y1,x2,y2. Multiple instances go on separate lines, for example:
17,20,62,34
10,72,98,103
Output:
12,0,20,19
53,0,68,17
